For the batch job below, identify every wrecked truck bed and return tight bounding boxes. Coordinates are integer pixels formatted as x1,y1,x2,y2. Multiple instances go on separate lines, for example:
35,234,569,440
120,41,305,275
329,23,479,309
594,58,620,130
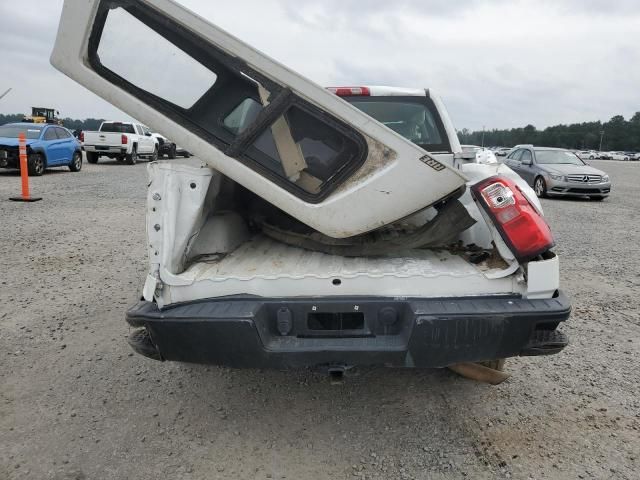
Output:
122,158,569,369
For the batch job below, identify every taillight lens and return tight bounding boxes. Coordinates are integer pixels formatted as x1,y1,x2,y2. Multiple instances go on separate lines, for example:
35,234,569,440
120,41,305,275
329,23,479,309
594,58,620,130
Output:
121,134,128,145
327,86,371,97
472,176,554,261
79,132,84,142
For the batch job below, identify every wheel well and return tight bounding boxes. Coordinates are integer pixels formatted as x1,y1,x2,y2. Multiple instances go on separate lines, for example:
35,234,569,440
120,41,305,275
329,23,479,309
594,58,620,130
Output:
30,148,48,167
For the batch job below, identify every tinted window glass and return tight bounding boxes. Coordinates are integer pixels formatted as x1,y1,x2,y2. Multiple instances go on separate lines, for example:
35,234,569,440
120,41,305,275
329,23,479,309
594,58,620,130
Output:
520,150,532,163
509,149,523,161
348,100,442,145
535,150,584,166
97,7,217,108
245,106,360,193
223,98,262,135
0,125,43,139
43,128,58,141
100,122,135,134
222,98,362,193
55,128,72,139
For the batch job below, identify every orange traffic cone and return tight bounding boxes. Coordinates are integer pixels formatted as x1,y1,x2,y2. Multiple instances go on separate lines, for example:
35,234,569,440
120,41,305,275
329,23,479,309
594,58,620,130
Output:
9,132,42,202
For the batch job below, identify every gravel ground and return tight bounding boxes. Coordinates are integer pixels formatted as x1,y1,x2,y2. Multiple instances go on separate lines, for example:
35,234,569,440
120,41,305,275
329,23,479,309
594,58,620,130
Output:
1,158,639,480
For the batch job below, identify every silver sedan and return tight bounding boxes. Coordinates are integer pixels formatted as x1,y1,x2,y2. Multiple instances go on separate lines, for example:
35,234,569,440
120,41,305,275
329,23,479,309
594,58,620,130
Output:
503,147,611,200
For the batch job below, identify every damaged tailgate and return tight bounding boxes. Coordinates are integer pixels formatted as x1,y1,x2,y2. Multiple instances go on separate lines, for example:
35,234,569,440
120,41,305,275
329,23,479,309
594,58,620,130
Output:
50,0,467,237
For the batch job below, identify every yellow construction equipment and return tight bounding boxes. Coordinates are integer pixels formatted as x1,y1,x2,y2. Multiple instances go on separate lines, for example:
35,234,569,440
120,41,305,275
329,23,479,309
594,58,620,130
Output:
22,107,62,125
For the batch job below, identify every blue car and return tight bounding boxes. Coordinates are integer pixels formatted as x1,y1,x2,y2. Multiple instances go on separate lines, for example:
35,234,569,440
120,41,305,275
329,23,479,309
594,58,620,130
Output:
0,122,83,176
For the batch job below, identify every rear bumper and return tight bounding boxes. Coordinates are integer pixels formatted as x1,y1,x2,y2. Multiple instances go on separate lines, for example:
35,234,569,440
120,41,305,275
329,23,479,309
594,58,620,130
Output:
84,145,127,154
126,292,571,369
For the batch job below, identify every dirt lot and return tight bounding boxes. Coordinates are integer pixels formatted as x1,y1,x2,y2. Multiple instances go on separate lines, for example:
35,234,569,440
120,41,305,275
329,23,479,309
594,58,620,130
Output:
1,158,638,480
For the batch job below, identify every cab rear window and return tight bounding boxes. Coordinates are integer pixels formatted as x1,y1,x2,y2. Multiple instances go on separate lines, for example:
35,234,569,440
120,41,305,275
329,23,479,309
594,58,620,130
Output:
343,96,451,152
100,122,135,134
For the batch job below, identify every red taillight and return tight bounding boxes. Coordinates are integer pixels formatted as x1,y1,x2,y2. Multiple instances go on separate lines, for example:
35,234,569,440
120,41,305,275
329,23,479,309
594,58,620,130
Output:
471,176,554,261
121,134,128,145
327,86,371,97
79,132,84,142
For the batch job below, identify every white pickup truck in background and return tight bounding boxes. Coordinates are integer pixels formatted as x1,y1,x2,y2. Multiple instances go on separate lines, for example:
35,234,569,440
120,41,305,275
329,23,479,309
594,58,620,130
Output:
82,121,158,164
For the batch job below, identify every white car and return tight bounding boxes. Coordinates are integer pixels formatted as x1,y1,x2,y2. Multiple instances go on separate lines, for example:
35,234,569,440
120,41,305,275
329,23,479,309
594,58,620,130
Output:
82,121,158,164
460,145,499,164
578,150,598,160
608,151,629,161
52,0,570,377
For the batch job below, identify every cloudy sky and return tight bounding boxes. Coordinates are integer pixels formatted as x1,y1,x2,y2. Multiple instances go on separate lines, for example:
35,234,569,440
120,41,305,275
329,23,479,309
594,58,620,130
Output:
1,0,639,130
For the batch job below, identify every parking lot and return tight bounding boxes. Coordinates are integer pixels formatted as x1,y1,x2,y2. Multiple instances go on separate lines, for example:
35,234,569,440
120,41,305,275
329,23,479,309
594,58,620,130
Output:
0,158,638,480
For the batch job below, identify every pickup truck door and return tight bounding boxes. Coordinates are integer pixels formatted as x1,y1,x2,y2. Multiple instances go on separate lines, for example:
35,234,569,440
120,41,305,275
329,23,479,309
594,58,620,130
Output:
50,0,468,238
141,125,156,154
135,124,153,154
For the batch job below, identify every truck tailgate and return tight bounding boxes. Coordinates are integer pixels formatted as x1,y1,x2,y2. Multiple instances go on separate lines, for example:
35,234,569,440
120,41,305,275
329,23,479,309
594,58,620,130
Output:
84,131,122,147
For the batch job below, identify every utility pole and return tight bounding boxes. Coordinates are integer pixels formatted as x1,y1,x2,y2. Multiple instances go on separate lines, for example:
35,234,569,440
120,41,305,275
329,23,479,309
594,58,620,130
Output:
599,130,605,152
0,87,12,101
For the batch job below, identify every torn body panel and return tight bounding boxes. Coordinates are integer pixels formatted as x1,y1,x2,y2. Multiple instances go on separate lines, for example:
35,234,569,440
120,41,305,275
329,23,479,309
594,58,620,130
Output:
145,160,550,308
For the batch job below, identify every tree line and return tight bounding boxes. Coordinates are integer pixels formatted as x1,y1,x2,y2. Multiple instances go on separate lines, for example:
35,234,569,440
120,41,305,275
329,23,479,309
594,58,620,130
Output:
0,113,106,133
3,110,640,151
459,112,640,151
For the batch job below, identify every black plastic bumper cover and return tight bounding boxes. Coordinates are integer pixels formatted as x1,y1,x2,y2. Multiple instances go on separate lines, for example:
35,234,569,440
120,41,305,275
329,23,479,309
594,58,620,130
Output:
126,292,571,368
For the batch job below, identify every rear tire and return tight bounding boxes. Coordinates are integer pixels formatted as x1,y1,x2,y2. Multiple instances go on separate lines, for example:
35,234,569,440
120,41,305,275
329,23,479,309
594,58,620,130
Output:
87,152,99,164
150,146,158,162
168,145,177,159
27,153,45,176
125,147,138,165
69,151,82,172
534,176,547,198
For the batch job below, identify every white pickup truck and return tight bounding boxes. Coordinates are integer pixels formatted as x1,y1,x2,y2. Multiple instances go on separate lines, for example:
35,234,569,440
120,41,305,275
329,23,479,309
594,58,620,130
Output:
82,121,158,164
51,0,570,381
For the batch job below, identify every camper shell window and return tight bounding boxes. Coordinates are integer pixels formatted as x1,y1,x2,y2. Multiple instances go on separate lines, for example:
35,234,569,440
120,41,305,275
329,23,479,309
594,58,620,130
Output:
88,0,367,201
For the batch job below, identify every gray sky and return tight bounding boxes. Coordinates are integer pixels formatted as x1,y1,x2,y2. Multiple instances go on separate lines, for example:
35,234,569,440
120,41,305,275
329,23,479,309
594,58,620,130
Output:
1,0,638,130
